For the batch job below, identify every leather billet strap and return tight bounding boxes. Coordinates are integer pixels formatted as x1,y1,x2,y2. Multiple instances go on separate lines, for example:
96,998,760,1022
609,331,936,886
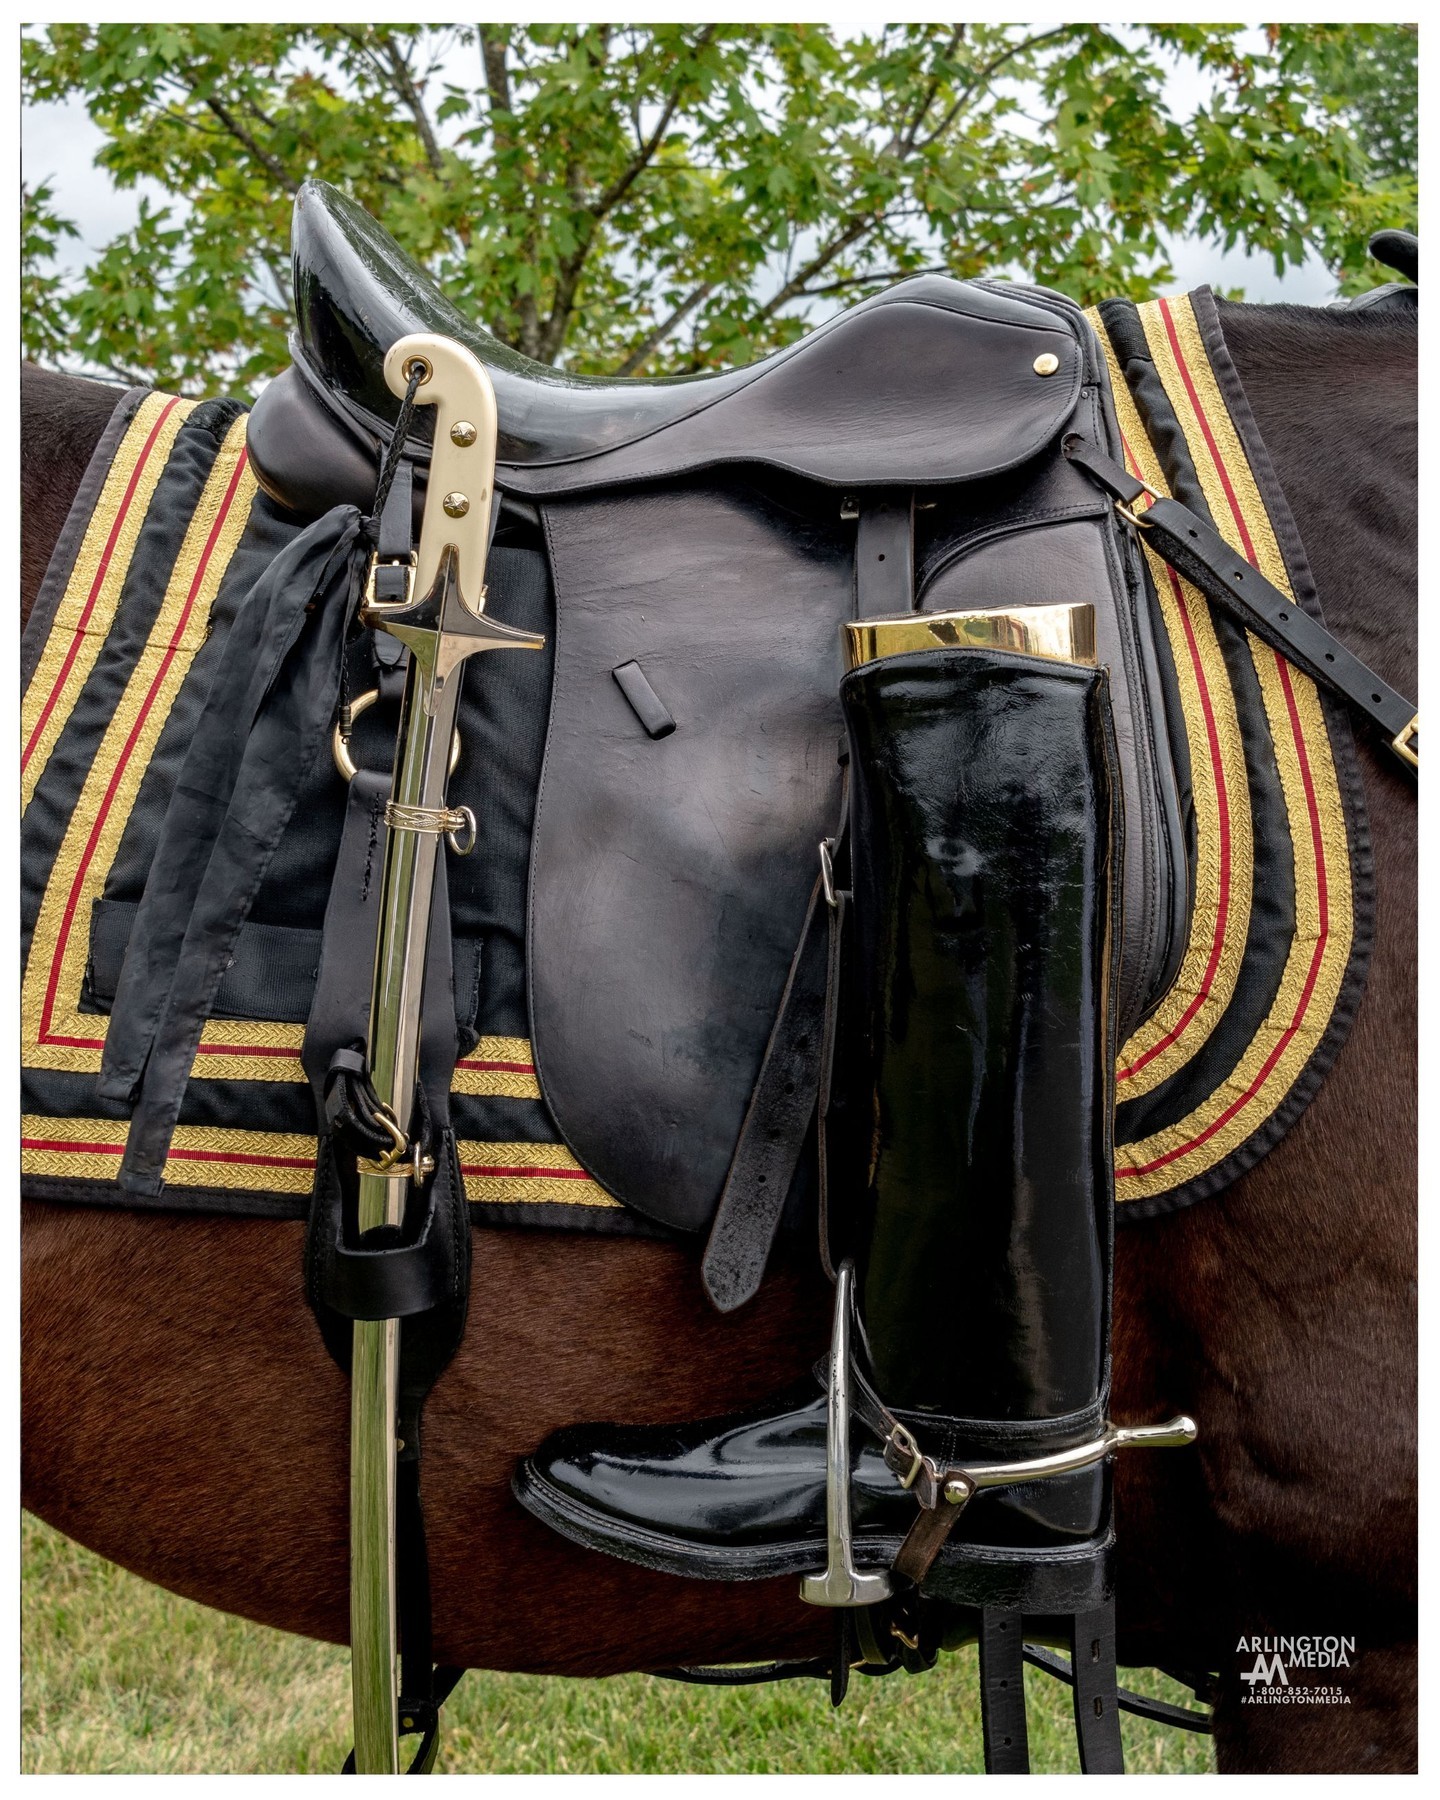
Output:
369,457,415,604
701,784,850,1312
980,1608,1030,1773
1069,1603,1126,1773
1065,437,1418,769
853,490,916,616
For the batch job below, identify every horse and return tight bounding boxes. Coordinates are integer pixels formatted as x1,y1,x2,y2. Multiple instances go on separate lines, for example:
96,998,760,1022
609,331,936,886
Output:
20,291,1417,1774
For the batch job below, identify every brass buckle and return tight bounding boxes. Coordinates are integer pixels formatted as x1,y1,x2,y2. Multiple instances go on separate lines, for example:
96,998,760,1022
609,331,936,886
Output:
364,552,416,609
1392,713,1419,770
888,1422,925,1491
356,1103,409,1175
1114,474,1162,530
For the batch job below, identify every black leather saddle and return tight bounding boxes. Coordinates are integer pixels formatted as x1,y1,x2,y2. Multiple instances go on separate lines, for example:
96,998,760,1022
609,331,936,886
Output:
248,181,1187,1238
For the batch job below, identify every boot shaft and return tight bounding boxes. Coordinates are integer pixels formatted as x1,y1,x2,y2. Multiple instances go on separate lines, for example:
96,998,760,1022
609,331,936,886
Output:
838,642,1118,1426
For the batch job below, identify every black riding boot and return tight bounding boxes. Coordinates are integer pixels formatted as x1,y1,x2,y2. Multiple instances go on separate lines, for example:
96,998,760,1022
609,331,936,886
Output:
514,618,1161,1607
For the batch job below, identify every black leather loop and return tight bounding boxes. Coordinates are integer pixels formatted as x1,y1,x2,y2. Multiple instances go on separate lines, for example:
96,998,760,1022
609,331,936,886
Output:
321,1152,455,1321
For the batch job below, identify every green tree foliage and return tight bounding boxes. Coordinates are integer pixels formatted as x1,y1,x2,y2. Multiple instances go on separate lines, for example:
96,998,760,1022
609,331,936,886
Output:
22,22,1417,393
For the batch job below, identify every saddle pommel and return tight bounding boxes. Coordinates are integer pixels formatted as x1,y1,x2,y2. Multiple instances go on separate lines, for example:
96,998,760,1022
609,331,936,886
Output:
383,332,499,607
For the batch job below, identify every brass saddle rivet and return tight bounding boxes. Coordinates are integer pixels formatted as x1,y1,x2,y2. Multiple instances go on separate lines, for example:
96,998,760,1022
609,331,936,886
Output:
450,421,477,447
1033,352,1060,376
442,491,470,517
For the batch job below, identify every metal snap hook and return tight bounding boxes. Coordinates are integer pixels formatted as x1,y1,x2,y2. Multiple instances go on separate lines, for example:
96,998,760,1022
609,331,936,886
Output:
332,688,461,782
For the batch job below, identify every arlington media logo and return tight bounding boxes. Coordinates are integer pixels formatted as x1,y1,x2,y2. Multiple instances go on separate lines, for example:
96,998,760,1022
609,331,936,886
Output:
1237,1636,1355,1706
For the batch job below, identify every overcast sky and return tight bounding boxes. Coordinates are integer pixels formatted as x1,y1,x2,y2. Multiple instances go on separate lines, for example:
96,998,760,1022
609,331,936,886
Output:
21,43,1342,319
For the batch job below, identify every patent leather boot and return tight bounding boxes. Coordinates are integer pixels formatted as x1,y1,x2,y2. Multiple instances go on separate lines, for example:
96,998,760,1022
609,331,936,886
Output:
516,615,1190,1620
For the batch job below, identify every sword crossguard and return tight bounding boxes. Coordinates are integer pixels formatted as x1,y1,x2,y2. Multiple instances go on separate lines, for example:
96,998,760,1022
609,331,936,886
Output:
369,334,546,688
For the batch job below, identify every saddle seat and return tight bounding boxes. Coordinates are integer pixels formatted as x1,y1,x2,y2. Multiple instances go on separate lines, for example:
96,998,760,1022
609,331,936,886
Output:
247,181,1087,515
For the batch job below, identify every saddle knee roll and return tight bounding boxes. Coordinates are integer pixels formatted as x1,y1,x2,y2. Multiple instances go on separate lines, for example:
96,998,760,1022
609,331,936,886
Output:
834,607,1120,1547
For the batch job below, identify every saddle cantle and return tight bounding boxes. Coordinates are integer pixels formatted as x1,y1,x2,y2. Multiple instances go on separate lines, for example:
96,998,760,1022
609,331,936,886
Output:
247,179,1188,1238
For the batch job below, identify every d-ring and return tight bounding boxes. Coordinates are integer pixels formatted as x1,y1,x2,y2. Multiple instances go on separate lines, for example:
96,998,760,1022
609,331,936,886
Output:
332,688,462,782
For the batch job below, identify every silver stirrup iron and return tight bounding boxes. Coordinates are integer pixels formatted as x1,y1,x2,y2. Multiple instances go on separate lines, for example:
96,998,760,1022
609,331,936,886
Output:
800,1262,894,1607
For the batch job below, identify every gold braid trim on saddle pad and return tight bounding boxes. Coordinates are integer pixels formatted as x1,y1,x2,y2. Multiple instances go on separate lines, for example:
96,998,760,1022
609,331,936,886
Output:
1089,291,1369,1213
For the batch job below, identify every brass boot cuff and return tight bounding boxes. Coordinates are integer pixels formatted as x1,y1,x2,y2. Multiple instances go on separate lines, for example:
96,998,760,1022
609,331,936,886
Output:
843,602,1096,672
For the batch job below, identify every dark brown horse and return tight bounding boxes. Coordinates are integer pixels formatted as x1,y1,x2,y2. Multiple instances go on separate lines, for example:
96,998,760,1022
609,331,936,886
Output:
21,298,1417,1774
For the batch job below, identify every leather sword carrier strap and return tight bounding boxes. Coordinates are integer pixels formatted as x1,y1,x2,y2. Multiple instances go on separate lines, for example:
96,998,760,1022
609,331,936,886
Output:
302,461,469,1372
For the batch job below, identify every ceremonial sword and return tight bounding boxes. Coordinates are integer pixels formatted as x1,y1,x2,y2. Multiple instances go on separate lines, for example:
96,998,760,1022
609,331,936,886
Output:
349,333,543,1772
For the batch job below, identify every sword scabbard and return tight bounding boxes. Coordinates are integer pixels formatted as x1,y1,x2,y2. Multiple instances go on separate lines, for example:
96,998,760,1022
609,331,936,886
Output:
349,333,544,1774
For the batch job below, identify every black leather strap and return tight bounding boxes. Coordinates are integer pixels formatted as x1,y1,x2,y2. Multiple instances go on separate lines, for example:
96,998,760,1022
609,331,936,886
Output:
370,457,414,602
303,770,390,1105
701,875,829,1312
1065,437,1418,767
701,791,849,1313
1069,1602,1125,1774
980,1607,1030,1773
854,490,915,616
1023,1646,1214,1733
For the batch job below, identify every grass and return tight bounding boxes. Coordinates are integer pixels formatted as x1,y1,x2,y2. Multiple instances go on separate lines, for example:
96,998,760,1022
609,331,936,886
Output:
22,1513,1214,1775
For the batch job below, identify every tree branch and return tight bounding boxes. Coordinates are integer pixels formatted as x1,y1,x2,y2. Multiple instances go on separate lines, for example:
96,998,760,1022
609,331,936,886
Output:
894,25,966,156
752,215,877,323
377,30,446,175
202,95,298,193
613,279,715,373
591,23,717,223
478,27,543,358
800,263,951,296
916,24,1077,150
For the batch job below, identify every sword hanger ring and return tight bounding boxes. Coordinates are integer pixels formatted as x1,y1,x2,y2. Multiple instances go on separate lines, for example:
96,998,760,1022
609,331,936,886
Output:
332,687,461,783
445,806,477,857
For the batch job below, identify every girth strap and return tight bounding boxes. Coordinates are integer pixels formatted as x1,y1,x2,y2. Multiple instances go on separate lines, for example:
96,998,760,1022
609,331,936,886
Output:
1065,437,1418,768
1069,1602,1125,1774
980,1608,1030,1773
